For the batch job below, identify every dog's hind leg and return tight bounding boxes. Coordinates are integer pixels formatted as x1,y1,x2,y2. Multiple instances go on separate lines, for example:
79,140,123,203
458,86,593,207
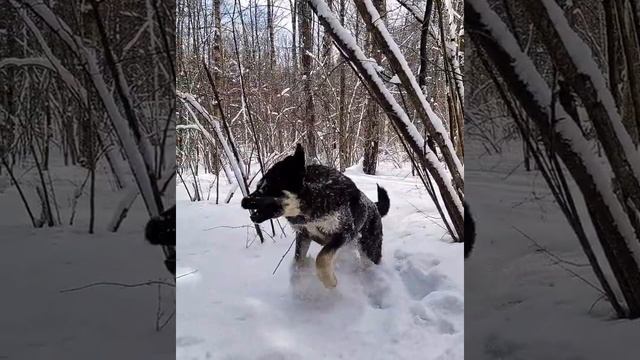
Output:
316,233,349,288
359,216,383,265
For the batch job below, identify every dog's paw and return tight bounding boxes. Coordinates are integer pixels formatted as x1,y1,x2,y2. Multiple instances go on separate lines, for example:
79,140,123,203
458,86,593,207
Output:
293,256,314,269
317,270,337,288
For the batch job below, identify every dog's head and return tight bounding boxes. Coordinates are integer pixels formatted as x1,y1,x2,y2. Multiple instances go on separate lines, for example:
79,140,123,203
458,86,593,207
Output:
241,144,305,223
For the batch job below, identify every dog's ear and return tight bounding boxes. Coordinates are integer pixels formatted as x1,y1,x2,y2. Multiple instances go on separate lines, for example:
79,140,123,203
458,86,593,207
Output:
290,143,305,189
293,143,304,165
293,143,306,172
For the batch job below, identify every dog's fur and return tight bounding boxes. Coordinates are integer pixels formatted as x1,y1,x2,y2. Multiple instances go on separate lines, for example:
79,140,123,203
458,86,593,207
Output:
464,201,475,259
241,144,390,288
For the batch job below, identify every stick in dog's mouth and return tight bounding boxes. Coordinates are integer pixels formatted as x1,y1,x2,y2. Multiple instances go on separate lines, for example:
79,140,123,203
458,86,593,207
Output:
241,196,278,210
241,196,281,223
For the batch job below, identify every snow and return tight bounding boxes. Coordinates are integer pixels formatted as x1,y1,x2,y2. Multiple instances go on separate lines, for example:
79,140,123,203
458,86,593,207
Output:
176,124,200,131
280,87,291,96
0,157,174,359
465,140,640,359
176,162,464,359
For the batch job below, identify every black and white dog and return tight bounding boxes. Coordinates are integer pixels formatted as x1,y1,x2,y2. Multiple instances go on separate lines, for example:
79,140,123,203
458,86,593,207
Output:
241,144,390,288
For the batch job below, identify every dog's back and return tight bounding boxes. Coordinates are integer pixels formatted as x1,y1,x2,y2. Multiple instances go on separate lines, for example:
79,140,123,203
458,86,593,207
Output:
294,164,388,224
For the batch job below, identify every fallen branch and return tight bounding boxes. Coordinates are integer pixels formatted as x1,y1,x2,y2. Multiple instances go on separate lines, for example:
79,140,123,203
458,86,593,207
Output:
60,280,175,293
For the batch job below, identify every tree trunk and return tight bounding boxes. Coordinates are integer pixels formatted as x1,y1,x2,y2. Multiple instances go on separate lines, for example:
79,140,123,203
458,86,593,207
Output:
300,0,317,160
338,0,348,171
353,0,464,194
309,0,464,241
290,0,298,72
267,0,276,71
362,0,386,175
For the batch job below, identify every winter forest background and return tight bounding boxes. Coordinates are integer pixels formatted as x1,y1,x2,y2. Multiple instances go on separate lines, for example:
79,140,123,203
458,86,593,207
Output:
175,0,466,358
175,0,465,236
0,1,175,358
1,0,640,358
466,0,640,358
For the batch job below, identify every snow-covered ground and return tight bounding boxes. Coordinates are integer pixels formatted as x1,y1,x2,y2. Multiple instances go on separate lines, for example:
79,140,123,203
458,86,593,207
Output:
176,162,464,360
465,139,640,359
0,157,174,359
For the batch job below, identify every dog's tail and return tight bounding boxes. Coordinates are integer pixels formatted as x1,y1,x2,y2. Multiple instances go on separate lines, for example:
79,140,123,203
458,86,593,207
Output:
376,185,390,217
464,201,476,259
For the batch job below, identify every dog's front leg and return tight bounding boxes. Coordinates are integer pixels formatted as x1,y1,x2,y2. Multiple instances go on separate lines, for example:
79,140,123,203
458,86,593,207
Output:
294,230,312,267
316,233,348,288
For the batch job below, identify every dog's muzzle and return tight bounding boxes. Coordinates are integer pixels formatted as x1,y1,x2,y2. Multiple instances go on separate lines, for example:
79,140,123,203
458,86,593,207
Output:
241,196,281,223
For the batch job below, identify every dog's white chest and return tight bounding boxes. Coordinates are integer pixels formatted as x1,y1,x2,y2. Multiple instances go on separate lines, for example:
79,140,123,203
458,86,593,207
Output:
293,213,341,240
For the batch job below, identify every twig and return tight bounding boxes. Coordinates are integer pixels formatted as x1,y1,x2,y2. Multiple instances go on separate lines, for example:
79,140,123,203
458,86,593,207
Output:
60,280,175,293
155,283,163,331
512,225,590,267
276,219,288,238
272,237,296,275
158,310,175,331
512,225,604,295
176,269,199,279
204,224,253,231
246,233,259,249
588,294,607,314
501,159,525,180
406,200,446,231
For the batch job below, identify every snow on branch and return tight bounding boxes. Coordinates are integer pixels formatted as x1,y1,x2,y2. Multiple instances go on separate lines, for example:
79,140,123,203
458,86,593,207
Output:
176,124,200,131
12,0,163,217
355,0,464,191
526,0,640,211
177,91,249,196
468,0,640,314
308,0,463,239
0,57,88,106
468,0,640,263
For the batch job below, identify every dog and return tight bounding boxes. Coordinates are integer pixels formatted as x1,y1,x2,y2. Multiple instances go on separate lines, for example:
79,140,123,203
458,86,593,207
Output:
464,201,475,258
145,205,176,275
241,144,390,288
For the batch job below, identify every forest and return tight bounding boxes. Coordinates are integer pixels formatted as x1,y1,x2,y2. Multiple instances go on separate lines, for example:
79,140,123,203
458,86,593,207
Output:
466,0,640,358
175,0,465,241
175,1,466,358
